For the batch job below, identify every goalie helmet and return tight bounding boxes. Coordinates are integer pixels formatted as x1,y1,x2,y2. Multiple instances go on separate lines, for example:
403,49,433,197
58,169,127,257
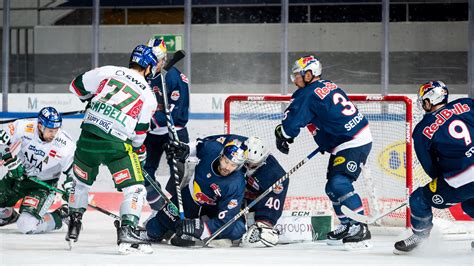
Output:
221,140,248,168
290,55,322,82
418,81,449,106
146,38,167,62
129,45,158,75
38,107,62,129
245,137,270,165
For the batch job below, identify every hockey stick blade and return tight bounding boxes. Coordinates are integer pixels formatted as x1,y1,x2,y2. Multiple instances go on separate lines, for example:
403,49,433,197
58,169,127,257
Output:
341,201,408,224
164,50,185,72
0,110,85,124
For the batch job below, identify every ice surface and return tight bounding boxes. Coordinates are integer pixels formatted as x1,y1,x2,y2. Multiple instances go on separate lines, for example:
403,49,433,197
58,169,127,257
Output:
0,211,472,266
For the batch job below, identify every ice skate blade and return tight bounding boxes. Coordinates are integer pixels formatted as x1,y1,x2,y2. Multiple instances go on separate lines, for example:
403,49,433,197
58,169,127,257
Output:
118,243,153,255
343,240,373,250
326,239,343,246
393,248,411,255
67,240,74,250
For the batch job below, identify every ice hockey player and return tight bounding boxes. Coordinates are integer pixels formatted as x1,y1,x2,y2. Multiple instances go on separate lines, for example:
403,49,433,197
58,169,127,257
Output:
202,134,287,247
394,81,474,254
0,107,74,234
144,139,247,246
67,45,158,254
274,55,373,249
143,37,190,210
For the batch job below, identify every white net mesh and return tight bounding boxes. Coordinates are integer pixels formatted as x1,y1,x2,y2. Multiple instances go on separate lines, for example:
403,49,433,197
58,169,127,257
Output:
226,95,472,230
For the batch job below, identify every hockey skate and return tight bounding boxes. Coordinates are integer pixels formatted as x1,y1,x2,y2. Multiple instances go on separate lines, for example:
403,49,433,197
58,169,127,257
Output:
326,223,350,245
115,220,153,254
52,204,70,228
0,209,19,227
393,233,427,255
342,223,372,250
65,212,83,250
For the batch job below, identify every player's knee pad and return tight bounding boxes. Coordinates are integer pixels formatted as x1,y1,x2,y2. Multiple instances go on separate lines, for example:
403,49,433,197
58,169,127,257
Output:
461,198,474,218
241,221,279,248
120,184,146,218
325,175,354,202
16,212,40,234
69,180,91,211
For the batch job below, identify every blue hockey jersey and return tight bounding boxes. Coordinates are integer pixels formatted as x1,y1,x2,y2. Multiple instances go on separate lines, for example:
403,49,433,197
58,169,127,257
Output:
190,140,246,239
282,79,372,153
201,134,288,226
413,98,474,188
147,66,189,134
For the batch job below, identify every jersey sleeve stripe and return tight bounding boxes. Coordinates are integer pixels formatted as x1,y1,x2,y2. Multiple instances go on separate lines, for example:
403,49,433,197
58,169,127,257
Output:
134,123,149,132
71,75,88,97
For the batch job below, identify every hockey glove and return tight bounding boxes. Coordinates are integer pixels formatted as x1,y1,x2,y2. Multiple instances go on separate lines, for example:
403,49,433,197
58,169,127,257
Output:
274,124,294,154
133,145,147,165
2,149,25,181
241,221,279,248
175,218,210,241
164,141,190,163
0,129,11,146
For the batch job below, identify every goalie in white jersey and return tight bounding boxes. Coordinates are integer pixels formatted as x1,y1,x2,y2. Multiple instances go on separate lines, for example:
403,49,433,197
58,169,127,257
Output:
67,44,158,254
0,107,75,234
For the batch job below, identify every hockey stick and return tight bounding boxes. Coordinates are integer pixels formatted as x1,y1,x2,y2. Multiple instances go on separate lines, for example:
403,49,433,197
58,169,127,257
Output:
142,168,179,213
28,177,122,222
0,110,85,124
203,147,321,247
341,200,408,225
160,50,186,220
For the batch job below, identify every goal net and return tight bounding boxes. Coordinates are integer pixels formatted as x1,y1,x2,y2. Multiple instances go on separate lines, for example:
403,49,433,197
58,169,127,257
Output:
225,95,473,232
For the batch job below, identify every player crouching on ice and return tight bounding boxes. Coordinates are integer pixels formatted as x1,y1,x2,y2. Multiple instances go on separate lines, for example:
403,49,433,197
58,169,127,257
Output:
394,81,474,254
0,107,74,234
144,139,248,246
274,55,373,250
201,134,287,248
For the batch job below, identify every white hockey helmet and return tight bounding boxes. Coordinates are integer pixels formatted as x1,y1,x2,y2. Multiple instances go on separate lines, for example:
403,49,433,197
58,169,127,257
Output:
418,81,449,106
245,137,270,165
290,55,322,82
146,37,168,61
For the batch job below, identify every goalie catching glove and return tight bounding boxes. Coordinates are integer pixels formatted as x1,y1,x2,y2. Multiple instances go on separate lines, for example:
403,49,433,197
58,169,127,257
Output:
175,218,211,241
241,221,279,248
274,124,294,154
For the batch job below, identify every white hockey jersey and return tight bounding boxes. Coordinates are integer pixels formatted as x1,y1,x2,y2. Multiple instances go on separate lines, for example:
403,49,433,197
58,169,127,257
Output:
69,66,157,148
5,119,75,181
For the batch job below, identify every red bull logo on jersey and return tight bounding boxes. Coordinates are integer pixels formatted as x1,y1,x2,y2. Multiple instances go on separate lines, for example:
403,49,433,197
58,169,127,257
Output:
314,82,337,100
193,181,216,205
422,103,470,139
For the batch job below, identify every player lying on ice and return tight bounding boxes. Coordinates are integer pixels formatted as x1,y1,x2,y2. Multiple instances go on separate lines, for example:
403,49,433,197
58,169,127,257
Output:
274,55,373,250
0,107,74,234
200,134,287,247
394,81,474,254
143,139,248,246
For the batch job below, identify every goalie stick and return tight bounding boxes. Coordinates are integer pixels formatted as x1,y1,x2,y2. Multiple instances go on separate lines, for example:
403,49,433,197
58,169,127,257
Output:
203,147,321,247
341,201,408,225
0,110,85,124
159,50,186,220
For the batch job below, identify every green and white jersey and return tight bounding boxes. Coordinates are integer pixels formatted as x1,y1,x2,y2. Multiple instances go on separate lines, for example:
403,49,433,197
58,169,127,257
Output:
69,66,158,148
4,119,75,181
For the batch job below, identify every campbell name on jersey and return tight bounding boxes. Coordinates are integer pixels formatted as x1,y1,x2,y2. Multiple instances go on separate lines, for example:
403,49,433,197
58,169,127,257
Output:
6,119,75,181
188,141,246,234
282,79,372,153
413,98,474,188
69,65,157,148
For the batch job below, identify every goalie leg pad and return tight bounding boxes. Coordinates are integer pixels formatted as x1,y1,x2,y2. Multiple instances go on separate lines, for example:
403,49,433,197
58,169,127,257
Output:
241,222,279,248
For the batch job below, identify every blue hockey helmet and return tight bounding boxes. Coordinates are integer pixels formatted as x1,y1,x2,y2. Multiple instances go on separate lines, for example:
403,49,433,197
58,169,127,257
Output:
129,44,158,75
221,140,248,168
418,81,449,106
38,107,62,129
